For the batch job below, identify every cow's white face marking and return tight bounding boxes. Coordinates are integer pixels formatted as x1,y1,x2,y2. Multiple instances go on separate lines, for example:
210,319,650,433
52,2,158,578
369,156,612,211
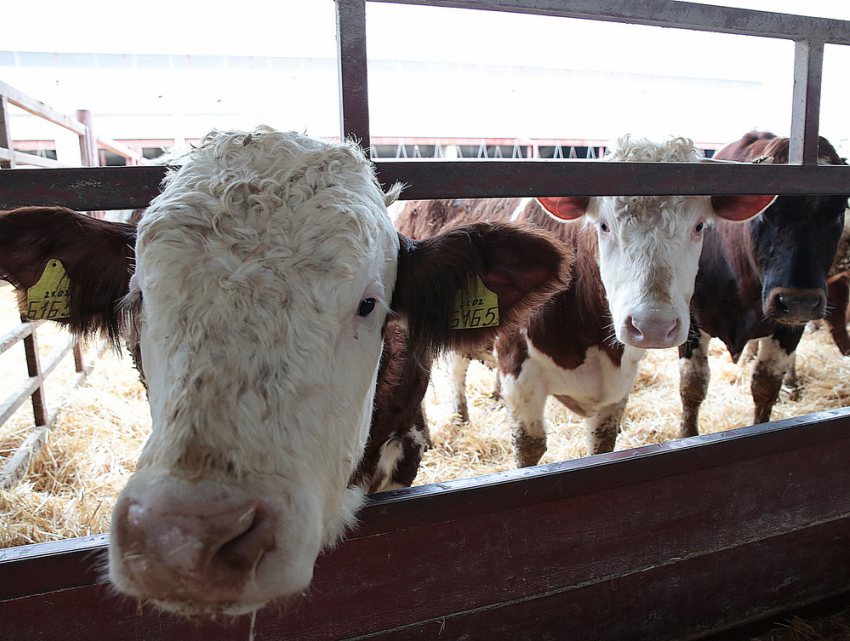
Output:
539,137,728,349
591,193,710,348
109,128,400,616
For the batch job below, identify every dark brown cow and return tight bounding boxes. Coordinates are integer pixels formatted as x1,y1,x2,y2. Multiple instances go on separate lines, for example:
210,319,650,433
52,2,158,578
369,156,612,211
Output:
679,131,848,436
395,198,524,420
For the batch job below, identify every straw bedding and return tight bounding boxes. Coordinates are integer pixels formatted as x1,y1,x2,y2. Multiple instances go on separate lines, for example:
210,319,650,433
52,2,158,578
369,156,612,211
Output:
3,281,849,547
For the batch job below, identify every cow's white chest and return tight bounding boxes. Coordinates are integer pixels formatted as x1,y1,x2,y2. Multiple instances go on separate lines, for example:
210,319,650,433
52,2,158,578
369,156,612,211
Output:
511,339,645,417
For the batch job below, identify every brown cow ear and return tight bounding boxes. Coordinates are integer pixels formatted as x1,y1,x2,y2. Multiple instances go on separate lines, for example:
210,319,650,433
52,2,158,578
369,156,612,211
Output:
0,207,137,344
536,196,591,221
711,195,776,221
392,222,571,354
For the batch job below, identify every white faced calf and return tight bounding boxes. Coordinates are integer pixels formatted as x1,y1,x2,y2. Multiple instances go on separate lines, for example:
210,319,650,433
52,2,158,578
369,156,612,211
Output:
432,137,775,464
0,128,566,617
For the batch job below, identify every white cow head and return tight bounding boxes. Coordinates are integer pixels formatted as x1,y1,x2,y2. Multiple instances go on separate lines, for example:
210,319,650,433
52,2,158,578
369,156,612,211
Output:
0,127,567,618
110,128,403,615
538,136,775,349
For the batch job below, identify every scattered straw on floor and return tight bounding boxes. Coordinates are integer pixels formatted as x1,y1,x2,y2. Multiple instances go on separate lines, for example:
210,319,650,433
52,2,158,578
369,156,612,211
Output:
416,324,850,486
2,282,850,549
752,607,850,641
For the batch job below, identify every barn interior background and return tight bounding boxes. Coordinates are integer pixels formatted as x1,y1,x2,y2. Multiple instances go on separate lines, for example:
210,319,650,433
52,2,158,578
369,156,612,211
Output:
2,1,850,640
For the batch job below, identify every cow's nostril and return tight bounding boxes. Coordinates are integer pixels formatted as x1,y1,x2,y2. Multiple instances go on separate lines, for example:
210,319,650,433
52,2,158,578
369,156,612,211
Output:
213,505,276,573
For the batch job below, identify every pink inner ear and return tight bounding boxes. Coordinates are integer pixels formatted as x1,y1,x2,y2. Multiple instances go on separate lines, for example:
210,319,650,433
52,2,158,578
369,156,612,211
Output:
711,195,777,221
536,196,591,221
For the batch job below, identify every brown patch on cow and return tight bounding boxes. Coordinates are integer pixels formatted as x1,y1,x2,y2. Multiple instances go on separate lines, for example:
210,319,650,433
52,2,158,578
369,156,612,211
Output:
495,329,529,378
395,198,519,240
716,131,845,167
353,320,432,493
516,200,625,370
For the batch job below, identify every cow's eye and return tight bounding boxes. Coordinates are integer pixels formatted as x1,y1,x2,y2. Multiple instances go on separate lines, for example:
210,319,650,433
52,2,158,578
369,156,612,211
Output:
357,298,377,317
695,221,705,233
599,221,610,233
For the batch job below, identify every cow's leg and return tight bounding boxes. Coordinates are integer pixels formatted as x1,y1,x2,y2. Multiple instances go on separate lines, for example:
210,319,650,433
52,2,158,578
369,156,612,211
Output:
739,339,758,365
445,350,472,422
501,371,548,468
679,326,711,438
584,397,628,455
751,327,803,425
825,272,850,355
478,348,502,400
783,357,800,401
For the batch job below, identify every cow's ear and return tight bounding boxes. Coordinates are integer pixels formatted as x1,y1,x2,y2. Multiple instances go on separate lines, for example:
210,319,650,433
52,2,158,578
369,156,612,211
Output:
536,196,591,221
711,195,776,221
0,207,137,344
392,222,571,354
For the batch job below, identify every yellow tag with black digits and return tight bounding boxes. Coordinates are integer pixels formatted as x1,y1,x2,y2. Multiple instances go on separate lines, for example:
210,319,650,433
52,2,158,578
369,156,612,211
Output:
27,259,71,320
451,275,499,330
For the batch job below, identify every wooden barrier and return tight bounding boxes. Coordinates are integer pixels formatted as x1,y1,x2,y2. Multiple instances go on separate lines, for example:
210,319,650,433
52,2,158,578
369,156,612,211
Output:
1,410,849,639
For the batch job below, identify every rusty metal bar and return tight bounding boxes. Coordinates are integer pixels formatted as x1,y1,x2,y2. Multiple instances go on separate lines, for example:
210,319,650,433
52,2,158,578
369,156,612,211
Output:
336,0,372,150
789,39,825,165
76,110,99,170
2,161,850,210
22,329,47,427
374,161,850,199
0,165,166,210
369,0,850,44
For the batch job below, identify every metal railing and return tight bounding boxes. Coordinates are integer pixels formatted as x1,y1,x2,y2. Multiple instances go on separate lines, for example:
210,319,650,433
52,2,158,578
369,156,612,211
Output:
0,81,145,488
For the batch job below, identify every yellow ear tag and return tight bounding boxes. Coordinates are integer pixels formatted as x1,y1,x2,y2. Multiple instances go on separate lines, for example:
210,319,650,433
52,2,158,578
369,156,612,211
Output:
26,259,71,320
451,275,499,330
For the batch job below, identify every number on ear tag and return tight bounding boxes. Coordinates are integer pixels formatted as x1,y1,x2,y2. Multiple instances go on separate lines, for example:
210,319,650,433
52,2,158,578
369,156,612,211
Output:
27,259,71,320
451,275,499,330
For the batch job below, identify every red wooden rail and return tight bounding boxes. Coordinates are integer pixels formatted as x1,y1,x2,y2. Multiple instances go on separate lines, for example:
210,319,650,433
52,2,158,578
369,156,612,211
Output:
1,411,849,639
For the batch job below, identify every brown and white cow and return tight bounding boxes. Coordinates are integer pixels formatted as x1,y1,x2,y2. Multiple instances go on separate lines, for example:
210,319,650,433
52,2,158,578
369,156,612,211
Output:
0,127,568,617
679,131,848,435
399,137,776,467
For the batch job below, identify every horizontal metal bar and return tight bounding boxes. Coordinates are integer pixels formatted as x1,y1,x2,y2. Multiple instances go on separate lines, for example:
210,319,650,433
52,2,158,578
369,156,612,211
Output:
2,162,849,210
375,160,850,199
371,0,850,45
0,165,166,210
